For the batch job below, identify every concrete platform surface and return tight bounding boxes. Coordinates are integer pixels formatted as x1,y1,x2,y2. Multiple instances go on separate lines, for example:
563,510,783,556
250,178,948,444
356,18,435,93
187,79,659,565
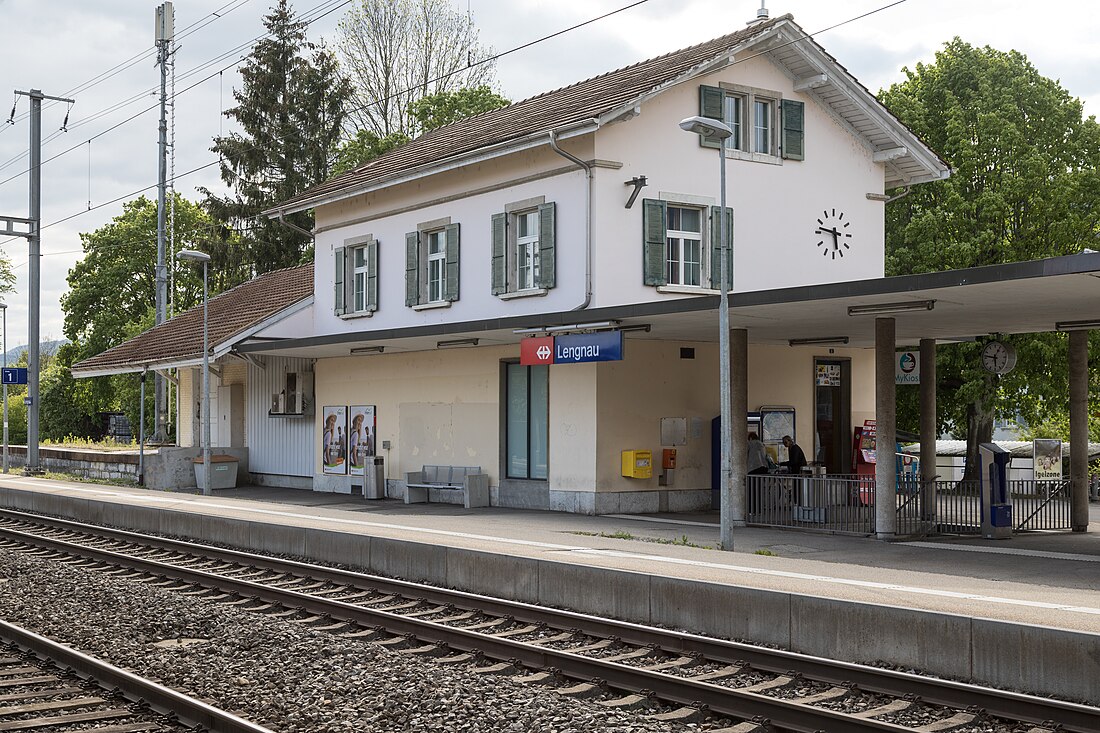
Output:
2,475,1096,634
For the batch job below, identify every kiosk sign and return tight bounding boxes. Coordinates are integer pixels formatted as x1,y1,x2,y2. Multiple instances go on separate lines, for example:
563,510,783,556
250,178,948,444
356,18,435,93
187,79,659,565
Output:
520,331,624,366
895,350,919,385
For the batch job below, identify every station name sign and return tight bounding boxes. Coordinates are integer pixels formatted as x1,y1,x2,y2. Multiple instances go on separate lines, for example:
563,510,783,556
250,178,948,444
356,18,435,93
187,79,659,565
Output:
520,330,624,366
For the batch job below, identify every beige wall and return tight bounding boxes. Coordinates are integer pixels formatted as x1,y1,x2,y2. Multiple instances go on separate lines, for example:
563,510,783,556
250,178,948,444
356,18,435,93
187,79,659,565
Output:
314,346,511,479
311,339,877,492
591,340,877,493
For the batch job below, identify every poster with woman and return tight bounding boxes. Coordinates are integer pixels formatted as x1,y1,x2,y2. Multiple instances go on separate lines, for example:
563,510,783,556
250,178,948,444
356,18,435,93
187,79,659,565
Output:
322,405,348,475
348,405,376,476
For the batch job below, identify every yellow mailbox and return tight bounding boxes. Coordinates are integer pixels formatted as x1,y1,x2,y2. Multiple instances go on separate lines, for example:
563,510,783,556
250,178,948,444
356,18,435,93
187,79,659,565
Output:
621,449,653,479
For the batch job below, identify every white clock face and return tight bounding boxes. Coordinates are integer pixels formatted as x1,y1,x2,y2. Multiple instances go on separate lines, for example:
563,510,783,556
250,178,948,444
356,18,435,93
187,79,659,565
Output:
981,341,1016,375
815,209,853,260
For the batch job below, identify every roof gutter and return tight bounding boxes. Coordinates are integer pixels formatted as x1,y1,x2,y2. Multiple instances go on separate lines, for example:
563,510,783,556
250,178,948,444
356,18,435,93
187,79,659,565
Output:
266,121,599,219
549,128,594,311
275,211,314,241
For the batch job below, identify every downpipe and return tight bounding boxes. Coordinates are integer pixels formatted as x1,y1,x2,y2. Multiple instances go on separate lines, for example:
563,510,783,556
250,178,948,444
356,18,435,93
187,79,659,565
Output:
549,130,593,311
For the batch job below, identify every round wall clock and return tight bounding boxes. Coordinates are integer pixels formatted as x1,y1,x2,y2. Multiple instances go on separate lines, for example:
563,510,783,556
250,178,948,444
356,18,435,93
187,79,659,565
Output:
981,340,1017,375
815,209,853,260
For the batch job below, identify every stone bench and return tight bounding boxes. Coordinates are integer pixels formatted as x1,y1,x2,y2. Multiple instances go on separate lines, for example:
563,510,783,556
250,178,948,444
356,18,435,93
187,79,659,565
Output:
405,465,489,508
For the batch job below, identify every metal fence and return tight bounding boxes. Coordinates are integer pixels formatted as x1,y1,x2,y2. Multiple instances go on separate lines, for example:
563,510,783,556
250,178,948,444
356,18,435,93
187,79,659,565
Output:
745,475,1073,536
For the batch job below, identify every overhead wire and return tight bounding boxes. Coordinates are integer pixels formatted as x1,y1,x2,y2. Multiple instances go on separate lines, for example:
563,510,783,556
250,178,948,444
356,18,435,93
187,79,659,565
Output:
0,0,349,177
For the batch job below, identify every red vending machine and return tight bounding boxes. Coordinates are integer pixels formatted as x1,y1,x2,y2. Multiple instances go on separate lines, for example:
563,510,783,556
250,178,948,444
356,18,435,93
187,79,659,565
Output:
852,420,876,505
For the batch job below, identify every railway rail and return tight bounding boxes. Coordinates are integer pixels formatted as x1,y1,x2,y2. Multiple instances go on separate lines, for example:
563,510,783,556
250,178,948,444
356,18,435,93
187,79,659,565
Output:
0,616,274,733
0,507,1094,733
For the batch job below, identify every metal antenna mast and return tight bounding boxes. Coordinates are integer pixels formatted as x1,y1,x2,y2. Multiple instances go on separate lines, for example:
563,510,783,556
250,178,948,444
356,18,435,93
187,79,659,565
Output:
152,1,175,443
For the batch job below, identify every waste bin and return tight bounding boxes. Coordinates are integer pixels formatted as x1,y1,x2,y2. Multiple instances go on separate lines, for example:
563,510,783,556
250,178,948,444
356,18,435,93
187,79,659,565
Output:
363,456,385,499
193,454,239,491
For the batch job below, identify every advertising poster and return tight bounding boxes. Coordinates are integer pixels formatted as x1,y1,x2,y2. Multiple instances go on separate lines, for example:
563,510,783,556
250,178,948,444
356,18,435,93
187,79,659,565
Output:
348,405,377,476
322,405,348,475
1033,439,1063,481
815,363,841,387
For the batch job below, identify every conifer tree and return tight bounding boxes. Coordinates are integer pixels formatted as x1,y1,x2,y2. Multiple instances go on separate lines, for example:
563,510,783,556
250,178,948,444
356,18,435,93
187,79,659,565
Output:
202,0,351,275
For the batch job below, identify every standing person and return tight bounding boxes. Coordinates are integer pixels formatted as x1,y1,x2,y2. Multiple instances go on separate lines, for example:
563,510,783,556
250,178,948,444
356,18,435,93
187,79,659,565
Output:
781,435,807,474
747,431,769,514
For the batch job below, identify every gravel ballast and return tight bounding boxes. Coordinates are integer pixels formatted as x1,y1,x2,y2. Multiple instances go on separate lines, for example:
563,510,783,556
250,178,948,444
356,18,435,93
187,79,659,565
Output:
0,550,708,732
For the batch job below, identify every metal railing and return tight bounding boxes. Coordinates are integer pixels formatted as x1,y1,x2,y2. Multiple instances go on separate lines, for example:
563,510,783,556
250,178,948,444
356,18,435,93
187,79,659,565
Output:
746,475,1074,536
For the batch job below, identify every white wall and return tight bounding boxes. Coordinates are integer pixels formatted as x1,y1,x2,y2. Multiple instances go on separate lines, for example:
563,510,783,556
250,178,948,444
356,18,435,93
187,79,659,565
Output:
312,145,589,338
593,54,885,308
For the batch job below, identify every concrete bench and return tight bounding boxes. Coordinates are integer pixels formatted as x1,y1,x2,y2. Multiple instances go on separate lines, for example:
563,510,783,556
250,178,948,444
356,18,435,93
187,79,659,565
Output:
405,465,489,508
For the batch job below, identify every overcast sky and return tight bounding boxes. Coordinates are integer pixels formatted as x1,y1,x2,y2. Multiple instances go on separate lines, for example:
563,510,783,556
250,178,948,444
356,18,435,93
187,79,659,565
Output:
0,0,1097,346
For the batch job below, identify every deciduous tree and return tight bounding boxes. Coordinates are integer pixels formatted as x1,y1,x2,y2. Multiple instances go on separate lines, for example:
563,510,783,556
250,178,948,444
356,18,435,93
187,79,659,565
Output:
337,0,496,138
881,40,1100,476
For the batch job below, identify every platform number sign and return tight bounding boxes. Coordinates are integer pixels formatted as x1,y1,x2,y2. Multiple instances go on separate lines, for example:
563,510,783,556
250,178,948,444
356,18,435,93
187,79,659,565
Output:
1,368,27,385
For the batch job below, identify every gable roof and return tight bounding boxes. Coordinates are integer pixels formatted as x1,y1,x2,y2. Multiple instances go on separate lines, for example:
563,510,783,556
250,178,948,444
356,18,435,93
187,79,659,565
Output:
71,264,313,377
269,15,948,217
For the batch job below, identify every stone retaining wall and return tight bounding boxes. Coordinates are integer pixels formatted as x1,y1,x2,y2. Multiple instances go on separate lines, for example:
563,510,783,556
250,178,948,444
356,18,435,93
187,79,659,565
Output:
3,446,249,490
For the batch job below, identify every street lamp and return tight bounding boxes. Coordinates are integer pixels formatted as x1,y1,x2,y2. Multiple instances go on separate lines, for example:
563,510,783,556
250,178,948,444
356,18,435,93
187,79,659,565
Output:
177,249,212,495
678,115,735,549
0,302,7,474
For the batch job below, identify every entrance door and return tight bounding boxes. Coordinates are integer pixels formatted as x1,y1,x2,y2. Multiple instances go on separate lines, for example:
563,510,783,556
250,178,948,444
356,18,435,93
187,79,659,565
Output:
814,358,851,474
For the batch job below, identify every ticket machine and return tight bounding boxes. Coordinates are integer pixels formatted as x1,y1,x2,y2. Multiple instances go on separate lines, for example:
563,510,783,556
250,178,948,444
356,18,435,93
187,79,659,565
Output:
979,442,1013,539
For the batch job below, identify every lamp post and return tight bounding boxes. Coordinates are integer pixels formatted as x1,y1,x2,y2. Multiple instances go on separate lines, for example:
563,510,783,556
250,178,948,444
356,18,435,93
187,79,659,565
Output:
177,249,211,495
678,115,734,549
0,302,7,474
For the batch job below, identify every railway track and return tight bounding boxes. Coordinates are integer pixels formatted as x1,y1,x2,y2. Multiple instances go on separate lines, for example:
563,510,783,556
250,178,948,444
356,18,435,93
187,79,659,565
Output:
0,507,1094,733
0,616,273,733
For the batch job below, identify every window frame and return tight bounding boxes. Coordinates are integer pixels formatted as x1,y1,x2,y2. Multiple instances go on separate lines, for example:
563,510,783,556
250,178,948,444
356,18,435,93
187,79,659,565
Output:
664,204,704,287
352,243,371,313
515,209,541,291
425,228,447,304
503,360,549,481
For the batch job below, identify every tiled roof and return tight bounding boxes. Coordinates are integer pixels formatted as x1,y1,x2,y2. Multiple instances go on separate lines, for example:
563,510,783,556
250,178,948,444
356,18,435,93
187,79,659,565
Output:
72,264,313,376
269,16,790,214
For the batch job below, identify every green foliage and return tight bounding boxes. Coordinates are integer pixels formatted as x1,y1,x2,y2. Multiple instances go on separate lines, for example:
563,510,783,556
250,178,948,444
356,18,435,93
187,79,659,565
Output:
408,86,510,133
332,130,410,175
203,0,352,274
880,40,1100,462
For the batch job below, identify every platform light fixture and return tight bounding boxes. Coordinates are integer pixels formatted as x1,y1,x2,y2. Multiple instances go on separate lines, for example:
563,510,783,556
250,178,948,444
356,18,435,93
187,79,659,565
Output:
437,338,479,349
176,249,212,496
679,113,735,552
1055,319,1100,332
788,336,849,346
513,320,620,335
847,300,935,316
350,345,385,354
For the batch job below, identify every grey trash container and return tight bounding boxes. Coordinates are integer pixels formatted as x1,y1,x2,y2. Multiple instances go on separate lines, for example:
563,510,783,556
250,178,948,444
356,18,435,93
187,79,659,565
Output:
364,456,385,499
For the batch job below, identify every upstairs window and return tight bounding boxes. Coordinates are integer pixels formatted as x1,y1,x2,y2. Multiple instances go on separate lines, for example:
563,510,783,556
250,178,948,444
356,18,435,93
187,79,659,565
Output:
334,236,378,317
491,200,556,297
642,198,732,291
698,84,803,161
665,206,703,286
406,222,460,308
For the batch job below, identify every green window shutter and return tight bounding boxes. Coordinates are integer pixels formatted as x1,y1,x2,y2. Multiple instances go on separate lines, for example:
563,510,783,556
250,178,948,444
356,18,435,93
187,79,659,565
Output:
709,206,734,290
491,212,507,295
333,246,346,315
642,198,668,286
366,240,379,312
781,99,805,161
405,231,420,307
536,202,556,289
698,85,725,149
444,223,460,302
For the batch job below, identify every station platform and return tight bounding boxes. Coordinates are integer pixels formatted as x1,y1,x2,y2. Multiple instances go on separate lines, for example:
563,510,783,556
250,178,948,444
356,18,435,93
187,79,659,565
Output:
0,474,1097,704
